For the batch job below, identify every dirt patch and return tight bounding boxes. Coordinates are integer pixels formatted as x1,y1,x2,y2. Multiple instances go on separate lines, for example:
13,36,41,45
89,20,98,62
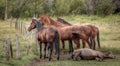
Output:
29,51,72,66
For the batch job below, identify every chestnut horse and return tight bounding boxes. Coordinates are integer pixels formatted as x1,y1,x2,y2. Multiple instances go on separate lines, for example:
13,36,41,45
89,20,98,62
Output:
28,19,60,61
39,16,93,50
57,17,100,49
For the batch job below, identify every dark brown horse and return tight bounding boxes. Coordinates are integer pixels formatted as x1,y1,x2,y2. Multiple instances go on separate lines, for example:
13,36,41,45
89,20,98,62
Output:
57,17,100,49
39,16,93,50
28,19,60,61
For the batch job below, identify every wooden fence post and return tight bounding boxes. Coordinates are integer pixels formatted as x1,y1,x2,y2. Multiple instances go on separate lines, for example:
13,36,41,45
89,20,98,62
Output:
35,37,39,55
16,34,21,59
26,39,30,55
15,18,18,30
18,21,20,31
10,19,12,28
23,24,26,35
5,36,13,61
21,22,23,34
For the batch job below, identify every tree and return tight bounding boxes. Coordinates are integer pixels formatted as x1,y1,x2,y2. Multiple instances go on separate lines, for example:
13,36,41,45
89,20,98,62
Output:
4,0,8,21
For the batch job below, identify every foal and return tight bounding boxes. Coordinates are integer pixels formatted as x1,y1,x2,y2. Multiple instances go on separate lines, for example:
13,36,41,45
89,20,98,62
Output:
28,19,60,61
72,48,115,61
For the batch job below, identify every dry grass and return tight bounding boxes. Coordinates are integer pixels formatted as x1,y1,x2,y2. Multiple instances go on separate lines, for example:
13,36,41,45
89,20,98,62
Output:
0,15,120,66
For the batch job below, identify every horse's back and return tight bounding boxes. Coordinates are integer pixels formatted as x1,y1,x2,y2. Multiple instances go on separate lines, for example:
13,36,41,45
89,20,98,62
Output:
80,48,97,56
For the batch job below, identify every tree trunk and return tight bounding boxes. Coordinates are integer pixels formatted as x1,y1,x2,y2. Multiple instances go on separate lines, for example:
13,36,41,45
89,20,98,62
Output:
4,0,8,21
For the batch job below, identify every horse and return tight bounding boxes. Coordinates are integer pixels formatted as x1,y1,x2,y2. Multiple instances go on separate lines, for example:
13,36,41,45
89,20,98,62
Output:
28,19,60,61
57,17,100,49
72,48,115,61
39,16,93,50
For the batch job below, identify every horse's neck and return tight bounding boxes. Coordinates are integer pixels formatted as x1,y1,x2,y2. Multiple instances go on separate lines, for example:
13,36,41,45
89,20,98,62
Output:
37,27,43,31
49,18,57,26
36,22,42,30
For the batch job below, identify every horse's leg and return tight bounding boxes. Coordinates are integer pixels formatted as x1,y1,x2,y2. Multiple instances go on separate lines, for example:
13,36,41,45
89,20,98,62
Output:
82,39,86,48
39,42,42,58
49,42,53,61
93,38,96,50
54,30,60,60
62,40,65,50
86,40,92,49
73,39,80,49
97,32,100,48
44,42,47,59
55,42,60,60
92,35,96,50
68,40,73,53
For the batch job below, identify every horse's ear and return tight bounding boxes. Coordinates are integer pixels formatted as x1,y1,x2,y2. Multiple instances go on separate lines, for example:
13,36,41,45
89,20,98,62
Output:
57,17,60,20
46,16,51,24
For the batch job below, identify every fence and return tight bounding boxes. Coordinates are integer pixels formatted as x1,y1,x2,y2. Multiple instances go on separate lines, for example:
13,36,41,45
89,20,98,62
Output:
15,18,28,36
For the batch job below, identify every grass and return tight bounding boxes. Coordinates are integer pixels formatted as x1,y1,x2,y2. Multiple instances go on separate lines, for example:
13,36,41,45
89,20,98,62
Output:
0,15,120,66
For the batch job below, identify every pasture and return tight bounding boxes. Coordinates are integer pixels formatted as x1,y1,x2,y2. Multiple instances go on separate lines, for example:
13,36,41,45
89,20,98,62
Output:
0,15,120,66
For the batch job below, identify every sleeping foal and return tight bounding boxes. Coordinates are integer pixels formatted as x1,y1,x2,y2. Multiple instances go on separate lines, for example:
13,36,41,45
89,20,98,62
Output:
72,48,115,61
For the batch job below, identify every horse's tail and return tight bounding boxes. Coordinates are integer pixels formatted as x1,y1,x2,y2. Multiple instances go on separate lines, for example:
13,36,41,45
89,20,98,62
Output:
54,30,60,60
97,30,100,48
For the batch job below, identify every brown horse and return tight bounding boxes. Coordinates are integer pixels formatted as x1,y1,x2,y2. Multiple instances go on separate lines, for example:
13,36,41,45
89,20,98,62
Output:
39,16,93,50
28,19,60,61
57,17,100,49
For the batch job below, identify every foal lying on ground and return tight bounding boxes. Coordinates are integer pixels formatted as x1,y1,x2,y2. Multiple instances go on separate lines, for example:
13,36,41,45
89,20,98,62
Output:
72,48,115,61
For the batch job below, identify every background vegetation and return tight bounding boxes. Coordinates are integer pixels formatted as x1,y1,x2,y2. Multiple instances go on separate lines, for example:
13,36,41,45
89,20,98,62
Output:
0,0,120,66
0,15,120,66
0,0,120,20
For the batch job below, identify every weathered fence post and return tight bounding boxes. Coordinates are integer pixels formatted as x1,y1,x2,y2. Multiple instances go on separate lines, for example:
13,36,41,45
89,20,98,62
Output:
5,36,13,61
10,19,12,28
16,34,21,59
21,22,23,34
23,24,26,35
18,21,20,32
26,39,30,55
35,37,39,55
15,18,18,30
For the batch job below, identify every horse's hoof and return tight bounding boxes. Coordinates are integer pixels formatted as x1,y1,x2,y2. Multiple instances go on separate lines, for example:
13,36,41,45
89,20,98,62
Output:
44,55,46,59
49,58,51,61
57,57,59,60
40,55,42,59
75,48,79,50
61,49,65,51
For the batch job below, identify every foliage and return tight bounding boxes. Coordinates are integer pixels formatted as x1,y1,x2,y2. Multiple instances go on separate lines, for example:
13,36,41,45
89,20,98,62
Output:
0,0,119,19
96,0,116,15
0,15,120,66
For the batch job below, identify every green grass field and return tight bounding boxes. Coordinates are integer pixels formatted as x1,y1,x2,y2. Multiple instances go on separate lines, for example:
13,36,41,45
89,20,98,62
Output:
0,15,120,66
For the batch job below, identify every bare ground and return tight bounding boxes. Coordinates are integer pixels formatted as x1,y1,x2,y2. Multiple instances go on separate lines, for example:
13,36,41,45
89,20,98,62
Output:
29,50,72,66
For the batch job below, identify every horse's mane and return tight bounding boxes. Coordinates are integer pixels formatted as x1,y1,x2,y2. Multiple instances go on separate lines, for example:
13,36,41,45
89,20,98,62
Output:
36,20,44,31
57,17,72,26
40,16,69,27
41,15,57,26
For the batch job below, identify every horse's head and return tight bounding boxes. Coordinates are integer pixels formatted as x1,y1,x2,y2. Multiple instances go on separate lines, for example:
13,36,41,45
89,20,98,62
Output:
28,19,37,32
105,52,116,59
28,18,43,32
